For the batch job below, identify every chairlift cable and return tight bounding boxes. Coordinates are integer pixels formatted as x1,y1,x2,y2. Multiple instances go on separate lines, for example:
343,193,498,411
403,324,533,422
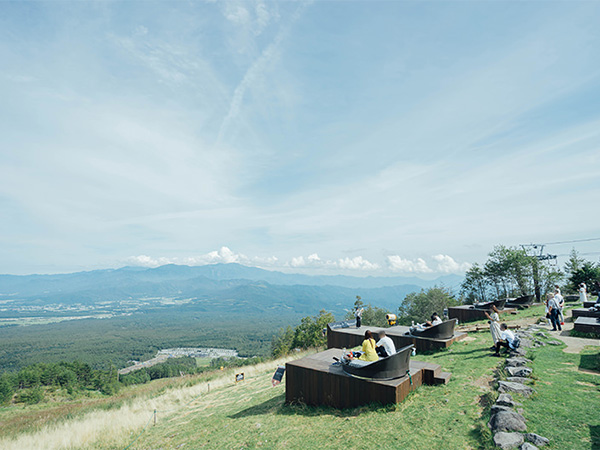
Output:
539,237,600,246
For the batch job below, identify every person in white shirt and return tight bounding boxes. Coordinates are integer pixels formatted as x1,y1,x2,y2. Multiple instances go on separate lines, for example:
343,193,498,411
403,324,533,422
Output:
548,293,562,331
425,312,443,327
355,307,364,328
579,283,587,304
375,331,396,358
493,323,518,356
554,286,565,325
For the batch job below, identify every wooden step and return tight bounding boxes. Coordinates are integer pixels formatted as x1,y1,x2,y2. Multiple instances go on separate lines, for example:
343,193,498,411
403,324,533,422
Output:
434,371,452,385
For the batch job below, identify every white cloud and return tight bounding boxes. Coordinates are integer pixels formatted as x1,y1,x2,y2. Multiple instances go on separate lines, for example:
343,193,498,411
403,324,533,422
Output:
286,253,379,271
126,247,278,269
432,254,472,274
336,256,379,271
126,255,171,268
387,256,433,273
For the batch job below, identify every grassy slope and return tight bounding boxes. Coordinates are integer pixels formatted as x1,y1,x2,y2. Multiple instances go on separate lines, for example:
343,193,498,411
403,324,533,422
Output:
110,334,504,450
1,305,599,450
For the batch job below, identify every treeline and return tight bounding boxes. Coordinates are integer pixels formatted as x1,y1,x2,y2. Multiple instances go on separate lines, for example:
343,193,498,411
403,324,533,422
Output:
461,246,600,302
0,355,267,406
0,361,120,405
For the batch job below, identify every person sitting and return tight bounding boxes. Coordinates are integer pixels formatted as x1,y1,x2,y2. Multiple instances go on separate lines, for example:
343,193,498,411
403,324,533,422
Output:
375,330,396,358
424,312,443,327
358,330,379,361
493,323,519,356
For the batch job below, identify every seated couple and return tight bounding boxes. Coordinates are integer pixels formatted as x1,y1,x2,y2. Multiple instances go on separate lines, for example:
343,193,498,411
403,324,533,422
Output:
345,330,396,362
493,323,520,356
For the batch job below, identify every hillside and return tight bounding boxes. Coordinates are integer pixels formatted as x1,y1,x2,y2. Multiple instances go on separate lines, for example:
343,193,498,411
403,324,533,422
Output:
0,263,459,311
1,306,598,450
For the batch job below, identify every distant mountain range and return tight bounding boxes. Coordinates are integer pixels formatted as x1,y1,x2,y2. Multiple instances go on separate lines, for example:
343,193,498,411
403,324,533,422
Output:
0,263,463,315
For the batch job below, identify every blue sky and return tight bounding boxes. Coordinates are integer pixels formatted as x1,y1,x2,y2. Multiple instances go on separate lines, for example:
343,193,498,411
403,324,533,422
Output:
1,0,599,276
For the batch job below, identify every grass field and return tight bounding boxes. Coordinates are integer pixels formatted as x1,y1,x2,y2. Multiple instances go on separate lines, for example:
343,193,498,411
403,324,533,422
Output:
1,305,598,450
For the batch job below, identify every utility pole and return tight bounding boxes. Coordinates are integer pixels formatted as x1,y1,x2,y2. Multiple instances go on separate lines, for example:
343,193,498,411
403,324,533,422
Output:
520,244,557,302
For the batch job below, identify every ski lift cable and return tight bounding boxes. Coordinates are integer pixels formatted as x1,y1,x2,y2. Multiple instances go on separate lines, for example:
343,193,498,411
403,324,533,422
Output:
539,237,600,246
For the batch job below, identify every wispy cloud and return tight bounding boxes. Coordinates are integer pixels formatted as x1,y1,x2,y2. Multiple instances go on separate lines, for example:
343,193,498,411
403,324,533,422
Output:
216,1,310,145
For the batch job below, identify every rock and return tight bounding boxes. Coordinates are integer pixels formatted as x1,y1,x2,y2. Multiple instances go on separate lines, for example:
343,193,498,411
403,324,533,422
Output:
520,443,538,450
506,357,531,367
507,367,533,377
517,408,525,415
518,338,534,349
498,381,535,397
547,340,562,346
494,432,524,449
533,340,546,347
507,377,530,384
491,404,514,415
509,348,527,357
535,332,547,338
525,433,549,447
489,410,527,432
496,393,521,407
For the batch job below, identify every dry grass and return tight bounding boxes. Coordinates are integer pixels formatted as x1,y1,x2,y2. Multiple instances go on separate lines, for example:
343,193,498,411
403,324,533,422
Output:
0,355,304,450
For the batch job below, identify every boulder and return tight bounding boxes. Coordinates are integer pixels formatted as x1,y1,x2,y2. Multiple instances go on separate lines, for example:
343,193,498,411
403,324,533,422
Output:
493,432,524,449
498,381,535,397
507,367,532,377
525,433,549,447
491,404,514,415
507,377,530,384
506,357,531,367
509,348,527,357
488,410,527,432
520,443,538,450
547,340,562,346
517,338,534,349
496,393,521,407
535,332,547,338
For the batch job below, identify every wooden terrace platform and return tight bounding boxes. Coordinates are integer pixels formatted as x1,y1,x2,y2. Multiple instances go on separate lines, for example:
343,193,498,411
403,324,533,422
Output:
574,317,600,336
327,324,466,352
572,308,600,319
447,305,517,323
285,348,450,408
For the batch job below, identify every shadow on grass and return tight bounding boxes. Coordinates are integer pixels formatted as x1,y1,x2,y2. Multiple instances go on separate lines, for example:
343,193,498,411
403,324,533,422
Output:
579,350,600,373
229,393,398,419
591,425,600,450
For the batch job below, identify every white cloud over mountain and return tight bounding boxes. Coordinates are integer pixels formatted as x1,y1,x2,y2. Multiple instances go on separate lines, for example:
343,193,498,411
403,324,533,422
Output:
127,248,472,274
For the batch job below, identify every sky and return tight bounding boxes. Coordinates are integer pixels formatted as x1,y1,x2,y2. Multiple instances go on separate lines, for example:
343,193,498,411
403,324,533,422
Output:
1,0,599,276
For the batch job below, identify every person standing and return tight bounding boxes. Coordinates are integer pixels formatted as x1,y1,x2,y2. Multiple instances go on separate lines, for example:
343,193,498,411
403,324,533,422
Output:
355,306,364,328
579,283,588,304
548,292,562,331
484,305,502,348
554,285,565,325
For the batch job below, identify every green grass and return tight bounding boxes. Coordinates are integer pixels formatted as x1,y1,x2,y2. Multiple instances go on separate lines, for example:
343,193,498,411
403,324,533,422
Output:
108,333,504,450
520,344,600,449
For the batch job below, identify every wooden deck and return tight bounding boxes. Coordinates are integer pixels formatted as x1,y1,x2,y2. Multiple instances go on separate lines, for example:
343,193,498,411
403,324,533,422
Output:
285,348,450,408
447,305,517,323
327,324,466,352
574,317,600,336
572,308,600,319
